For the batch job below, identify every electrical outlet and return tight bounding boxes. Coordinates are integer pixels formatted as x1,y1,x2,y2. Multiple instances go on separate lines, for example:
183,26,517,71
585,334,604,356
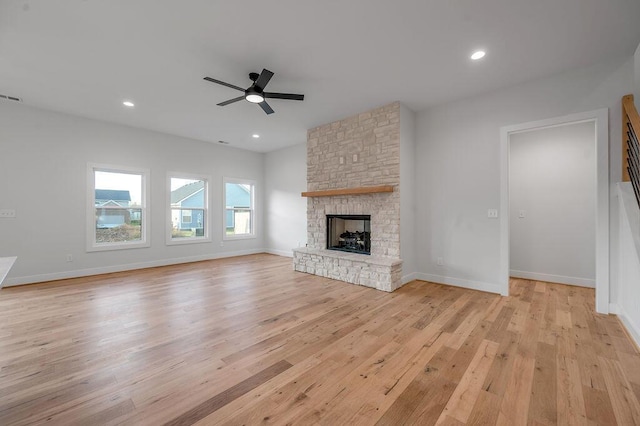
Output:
66,254,73,262
339,156,344,165
220,241,224,247
487,209,498,218
436,257,444,266
352,154,358,162
0,209,16,218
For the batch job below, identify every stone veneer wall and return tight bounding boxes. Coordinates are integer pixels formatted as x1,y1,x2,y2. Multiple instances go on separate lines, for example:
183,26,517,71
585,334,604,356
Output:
307,103,401,192
294,102,403,291
306,102,401,257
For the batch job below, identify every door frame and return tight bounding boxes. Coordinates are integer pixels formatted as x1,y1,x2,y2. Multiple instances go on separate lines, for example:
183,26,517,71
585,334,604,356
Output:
499,109,609,313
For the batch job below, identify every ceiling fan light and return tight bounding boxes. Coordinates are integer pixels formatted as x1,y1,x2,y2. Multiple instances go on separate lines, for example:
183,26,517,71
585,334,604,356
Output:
245,93,264,103
245,87,264,104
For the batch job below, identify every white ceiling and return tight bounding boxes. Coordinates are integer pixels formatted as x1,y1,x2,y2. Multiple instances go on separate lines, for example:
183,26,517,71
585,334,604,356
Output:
1,0,639,152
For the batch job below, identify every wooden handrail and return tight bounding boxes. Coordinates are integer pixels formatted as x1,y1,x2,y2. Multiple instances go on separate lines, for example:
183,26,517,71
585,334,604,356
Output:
623,95,640,132
622,94,640,182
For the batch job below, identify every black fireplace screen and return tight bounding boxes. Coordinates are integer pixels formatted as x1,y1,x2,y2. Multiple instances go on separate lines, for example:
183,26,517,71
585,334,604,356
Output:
326,214,371,255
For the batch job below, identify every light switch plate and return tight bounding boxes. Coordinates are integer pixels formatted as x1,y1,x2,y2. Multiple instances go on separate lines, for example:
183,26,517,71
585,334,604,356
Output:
518,210,526,218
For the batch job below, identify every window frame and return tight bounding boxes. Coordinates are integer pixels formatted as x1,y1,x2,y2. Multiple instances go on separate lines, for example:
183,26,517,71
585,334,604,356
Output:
223,177,256,240
87,163,150,252
167,172,211,245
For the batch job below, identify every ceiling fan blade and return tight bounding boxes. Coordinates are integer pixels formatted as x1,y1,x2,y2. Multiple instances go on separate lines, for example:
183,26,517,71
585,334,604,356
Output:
203,77,245,92
264,92,304,101
259,101,274,115
217,96,245,106
254,69,274,90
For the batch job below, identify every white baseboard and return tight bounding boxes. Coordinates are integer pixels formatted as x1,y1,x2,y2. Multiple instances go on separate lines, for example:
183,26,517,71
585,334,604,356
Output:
265,248,293,258
3,249,266,287
414,272,504,295
612,303,640,349
509,269,595,288
609,303,621,315
402,272,418,285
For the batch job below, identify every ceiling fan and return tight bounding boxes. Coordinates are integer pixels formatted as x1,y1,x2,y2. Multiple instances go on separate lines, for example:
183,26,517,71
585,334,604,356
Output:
203,69,304,115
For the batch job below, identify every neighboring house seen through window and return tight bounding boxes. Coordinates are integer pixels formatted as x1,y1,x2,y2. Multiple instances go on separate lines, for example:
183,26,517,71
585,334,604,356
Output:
224,178,255,238
88,164,149,251
169,174,209,244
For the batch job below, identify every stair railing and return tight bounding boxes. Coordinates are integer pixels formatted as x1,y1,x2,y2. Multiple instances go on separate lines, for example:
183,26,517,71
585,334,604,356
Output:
622,94,640,208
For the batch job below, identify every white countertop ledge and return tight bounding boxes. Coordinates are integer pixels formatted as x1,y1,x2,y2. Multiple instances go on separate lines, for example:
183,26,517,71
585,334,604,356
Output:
0,257,17,288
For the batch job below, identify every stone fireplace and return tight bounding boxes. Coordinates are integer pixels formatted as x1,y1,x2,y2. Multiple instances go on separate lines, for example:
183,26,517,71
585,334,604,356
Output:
293,102,404,292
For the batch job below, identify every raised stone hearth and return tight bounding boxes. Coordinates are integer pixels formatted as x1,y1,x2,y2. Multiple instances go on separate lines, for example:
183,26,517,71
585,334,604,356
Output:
293,247,402,292
294,102,405,292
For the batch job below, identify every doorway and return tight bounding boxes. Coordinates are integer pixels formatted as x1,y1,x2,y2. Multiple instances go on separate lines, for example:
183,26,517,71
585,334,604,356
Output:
499,109,609,313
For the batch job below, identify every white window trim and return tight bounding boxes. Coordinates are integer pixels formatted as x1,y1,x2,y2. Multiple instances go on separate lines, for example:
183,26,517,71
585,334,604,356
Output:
87,163,150,252
223,177,256,241
166,172,211,246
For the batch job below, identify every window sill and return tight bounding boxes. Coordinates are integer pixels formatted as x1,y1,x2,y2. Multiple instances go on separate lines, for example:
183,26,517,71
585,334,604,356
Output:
87,241,150,252
223,234,256,241
166,237,211,246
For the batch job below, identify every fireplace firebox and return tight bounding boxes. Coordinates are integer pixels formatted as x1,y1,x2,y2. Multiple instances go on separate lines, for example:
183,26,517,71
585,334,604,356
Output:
326,214,371,255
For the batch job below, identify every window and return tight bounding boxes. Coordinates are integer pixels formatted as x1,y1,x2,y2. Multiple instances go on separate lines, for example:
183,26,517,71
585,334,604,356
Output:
168,174,210,244
88,164,149,251
181,210,192,224
224,178,255,239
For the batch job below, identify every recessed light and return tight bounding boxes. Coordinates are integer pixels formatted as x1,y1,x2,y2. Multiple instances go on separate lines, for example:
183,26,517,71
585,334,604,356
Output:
252,134,260,138
470,50,486,60
122,101,135,107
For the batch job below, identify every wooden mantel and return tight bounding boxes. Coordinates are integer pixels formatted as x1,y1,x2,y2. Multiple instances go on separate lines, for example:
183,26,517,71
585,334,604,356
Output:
301,185,394,198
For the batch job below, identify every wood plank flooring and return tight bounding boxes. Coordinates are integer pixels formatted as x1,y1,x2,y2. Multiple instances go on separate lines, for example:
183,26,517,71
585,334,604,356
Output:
1,253,639,425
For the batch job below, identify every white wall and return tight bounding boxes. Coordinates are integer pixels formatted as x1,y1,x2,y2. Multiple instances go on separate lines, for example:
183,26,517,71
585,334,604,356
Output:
264,143,308,256
616,182,640,346
415,55,634,295
509,121,596,287
0,102,265,285
400,104,417,281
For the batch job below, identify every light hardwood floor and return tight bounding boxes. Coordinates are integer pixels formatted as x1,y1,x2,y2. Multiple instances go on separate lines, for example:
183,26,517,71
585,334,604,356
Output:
1,254,639,425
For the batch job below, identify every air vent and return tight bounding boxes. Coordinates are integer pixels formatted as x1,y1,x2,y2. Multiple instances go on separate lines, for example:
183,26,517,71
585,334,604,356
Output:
0,94,22,102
